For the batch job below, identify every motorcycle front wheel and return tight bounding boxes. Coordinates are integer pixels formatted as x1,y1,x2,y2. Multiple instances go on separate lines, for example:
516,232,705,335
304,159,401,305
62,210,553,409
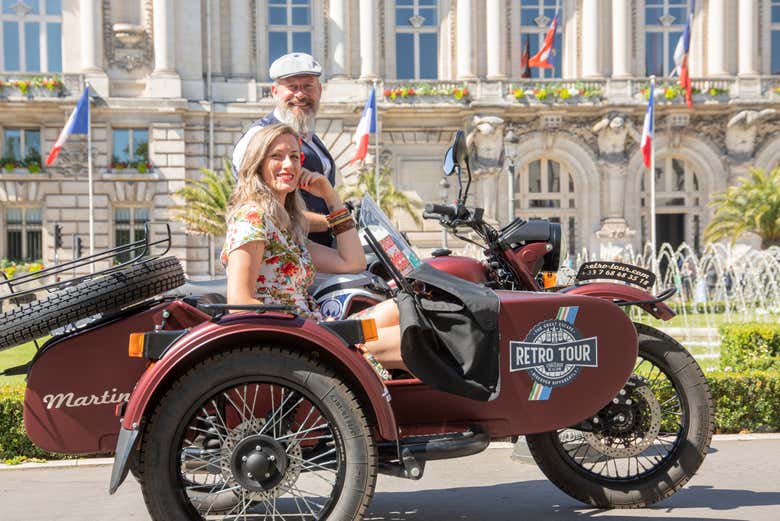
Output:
526,323,714,508
136,345,377,520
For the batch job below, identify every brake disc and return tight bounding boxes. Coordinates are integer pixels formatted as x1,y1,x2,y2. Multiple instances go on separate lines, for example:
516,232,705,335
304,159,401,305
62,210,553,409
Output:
583,385,662,458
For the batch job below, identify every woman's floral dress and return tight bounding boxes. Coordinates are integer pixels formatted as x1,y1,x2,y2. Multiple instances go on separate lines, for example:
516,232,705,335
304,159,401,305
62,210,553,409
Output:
221,203,320,319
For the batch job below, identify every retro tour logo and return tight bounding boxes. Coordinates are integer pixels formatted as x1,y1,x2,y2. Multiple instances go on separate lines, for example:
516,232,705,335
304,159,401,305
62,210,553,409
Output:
510,307,598,398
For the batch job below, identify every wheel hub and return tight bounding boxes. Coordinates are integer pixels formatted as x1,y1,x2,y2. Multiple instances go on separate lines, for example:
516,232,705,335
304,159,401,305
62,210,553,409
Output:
230,434,289,491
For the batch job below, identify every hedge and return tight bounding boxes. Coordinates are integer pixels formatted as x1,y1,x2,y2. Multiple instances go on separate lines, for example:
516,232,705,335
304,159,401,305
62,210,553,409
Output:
0,385,67,462
719,323,780,372
1,370,779,461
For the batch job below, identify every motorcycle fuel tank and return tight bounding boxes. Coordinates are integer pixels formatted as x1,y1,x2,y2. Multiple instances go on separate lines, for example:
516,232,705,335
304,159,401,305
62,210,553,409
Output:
424,255,488,284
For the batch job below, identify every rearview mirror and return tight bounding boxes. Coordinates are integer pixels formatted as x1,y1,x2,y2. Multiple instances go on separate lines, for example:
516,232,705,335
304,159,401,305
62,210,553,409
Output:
442,147,456,176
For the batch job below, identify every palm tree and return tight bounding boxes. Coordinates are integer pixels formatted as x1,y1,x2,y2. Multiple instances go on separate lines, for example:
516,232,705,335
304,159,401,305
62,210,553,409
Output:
704,167,780,248
340,164,422,226
172,158,235,237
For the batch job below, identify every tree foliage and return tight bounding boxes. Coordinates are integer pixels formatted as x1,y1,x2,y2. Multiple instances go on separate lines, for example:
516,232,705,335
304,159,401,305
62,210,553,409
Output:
340,165,422,226
172,159,236,237
704,167,780,249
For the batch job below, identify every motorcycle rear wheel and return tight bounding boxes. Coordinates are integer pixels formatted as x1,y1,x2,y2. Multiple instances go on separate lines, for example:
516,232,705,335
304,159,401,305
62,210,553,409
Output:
525,323,714,508
136,345,377,521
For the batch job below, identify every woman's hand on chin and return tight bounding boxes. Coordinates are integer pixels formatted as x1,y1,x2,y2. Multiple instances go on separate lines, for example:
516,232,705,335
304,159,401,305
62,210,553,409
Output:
299,169,337,202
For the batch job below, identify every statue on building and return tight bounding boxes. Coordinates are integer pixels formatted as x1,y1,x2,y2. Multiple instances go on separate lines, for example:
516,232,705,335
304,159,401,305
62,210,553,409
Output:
726,109,777,158
466,116,505,221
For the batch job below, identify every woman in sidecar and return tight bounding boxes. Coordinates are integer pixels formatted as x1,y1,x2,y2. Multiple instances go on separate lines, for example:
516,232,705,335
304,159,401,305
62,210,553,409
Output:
222,122,404,376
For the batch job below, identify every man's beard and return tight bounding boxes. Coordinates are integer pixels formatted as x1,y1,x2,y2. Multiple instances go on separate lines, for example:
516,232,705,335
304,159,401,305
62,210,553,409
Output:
276,99,318,136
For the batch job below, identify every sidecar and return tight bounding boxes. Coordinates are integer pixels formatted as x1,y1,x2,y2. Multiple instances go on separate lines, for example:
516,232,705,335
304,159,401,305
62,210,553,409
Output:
1,207,712,521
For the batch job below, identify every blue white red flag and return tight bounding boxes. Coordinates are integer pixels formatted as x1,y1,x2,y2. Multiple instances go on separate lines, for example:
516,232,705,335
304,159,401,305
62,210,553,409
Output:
528,10,559,69
46,87,90,166
350,87,376,164
641,83,655,168
673,1,694,108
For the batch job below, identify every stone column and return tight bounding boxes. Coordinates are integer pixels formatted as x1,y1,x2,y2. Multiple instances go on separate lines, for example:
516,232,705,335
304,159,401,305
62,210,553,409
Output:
149,0,181,97
707,0,728,76
358,0,378,79
485,0,505,80
229,0,251,77
611,0,631,78
328,0,348,77
581,0,600,77
80,0,108,95
456,0,476,80
738,0,758,76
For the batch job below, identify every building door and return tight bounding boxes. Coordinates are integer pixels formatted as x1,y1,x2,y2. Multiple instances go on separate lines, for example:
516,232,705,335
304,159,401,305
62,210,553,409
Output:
656,213,685,251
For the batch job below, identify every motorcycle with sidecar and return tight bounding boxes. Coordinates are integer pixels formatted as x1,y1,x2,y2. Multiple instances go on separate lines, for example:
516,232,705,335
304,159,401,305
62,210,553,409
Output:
0,133,713,521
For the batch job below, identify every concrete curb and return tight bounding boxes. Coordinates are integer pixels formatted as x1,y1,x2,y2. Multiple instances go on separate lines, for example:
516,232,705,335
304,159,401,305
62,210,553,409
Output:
1,433,778,471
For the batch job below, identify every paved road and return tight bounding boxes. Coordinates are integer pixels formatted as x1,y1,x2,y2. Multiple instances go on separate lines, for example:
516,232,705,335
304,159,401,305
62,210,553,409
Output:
1,437,779,520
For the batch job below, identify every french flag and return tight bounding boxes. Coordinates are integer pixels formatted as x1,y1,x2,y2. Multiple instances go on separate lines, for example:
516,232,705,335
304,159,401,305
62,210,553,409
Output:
349,87,376,164
673,1,694,108
641,83,655,168
528,11,559,69
46,86,90,166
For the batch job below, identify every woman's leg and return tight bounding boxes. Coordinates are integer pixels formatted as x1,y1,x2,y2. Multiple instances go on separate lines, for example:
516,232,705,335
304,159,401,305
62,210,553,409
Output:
361,299,405,370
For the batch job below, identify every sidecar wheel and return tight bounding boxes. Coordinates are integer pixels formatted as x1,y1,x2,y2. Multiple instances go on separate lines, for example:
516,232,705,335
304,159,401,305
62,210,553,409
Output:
137,346,377,521
525,323,714,508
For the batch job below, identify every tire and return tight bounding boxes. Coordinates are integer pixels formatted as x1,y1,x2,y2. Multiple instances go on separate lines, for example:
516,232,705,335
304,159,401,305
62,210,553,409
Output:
0,256,184,351
137,346,377,521
526,322,714,508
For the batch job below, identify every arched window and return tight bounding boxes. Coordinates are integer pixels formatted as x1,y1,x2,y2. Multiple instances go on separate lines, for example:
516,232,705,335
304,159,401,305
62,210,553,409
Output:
640,157,702,252
645,0,689,76
394,0,439,79
0,0,62,72
516,158,577,253
518,0,563,79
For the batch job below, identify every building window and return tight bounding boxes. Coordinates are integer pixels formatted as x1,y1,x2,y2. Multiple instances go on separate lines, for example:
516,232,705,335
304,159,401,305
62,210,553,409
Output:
395,0,438,79
772,0,780,74
114,207,149,263
0,0,62,72
111,128,149,170
640,157,701,251
268,0,312,65
2,127,40,170
5,206,42,261
645,0,689,77
518,0,562,79
516,158,577,253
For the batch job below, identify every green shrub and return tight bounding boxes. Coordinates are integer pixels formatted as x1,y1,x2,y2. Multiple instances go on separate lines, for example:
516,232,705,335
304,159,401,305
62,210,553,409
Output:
719,323,780,371
0,385,52,461
707,370,780,433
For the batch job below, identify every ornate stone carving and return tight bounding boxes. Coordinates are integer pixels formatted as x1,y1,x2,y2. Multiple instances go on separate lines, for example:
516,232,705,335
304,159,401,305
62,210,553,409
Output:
466,115,505,176
726,109,777,158
691,115,727,155
103,1,154,71
561,123,598,157
592,113,639,160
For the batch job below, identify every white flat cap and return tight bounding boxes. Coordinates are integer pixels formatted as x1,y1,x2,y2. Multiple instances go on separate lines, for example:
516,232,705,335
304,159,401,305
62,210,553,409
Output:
269,53,322,80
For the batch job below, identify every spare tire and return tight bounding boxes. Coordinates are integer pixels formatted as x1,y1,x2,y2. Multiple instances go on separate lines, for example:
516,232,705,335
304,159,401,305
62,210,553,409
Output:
0,256,185,351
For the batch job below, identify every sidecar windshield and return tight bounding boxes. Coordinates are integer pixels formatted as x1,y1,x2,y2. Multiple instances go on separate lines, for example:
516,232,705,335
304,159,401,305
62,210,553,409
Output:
359,195,422,277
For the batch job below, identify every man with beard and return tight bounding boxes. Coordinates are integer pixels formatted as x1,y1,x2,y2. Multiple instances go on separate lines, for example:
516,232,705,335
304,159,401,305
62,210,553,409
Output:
232,53,335,245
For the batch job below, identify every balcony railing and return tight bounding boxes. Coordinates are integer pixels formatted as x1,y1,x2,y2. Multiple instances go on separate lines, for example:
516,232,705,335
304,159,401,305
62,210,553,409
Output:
0,73,83,99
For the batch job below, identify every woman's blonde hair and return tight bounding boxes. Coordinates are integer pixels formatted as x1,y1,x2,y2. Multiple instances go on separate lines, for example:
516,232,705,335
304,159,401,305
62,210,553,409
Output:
228,123,308,242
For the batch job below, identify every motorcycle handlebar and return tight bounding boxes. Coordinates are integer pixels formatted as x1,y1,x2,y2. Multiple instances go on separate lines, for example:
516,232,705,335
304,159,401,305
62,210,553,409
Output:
424,203,458,219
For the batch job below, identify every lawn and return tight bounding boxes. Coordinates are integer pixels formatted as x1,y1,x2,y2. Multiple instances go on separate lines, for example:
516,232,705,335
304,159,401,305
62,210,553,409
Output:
0,339,44,385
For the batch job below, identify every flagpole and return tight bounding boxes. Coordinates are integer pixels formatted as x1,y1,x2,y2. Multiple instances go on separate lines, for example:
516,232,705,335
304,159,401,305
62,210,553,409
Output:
372,80,380,202
649,75,657,275
86,82,95,270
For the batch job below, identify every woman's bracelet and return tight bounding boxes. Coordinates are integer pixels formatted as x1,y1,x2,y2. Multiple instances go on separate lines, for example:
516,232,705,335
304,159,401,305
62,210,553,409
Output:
331,217,356,236
326,207,350,225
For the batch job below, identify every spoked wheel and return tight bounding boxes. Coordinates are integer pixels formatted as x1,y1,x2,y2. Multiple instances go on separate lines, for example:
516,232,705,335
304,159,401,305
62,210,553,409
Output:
526,323,714,508
137,346,376,521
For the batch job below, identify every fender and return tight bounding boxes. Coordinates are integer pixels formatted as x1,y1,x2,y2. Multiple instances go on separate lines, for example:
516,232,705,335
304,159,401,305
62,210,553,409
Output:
561,282,676,320
110,314,397,493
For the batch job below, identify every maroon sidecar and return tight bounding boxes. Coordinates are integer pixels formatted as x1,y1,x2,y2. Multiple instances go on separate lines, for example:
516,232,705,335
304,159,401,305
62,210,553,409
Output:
1,213,713,521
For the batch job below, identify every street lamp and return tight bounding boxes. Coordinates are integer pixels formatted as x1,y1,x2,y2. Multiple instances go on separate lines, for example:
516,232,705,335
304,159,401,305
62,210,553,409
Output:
439,177,450,248
504,129,520,223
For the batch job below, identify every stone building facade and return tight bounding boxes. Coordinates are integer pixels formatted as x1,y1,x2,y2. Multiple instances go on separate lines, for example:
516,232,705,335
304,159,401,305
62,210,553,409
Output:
1,0,779,276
